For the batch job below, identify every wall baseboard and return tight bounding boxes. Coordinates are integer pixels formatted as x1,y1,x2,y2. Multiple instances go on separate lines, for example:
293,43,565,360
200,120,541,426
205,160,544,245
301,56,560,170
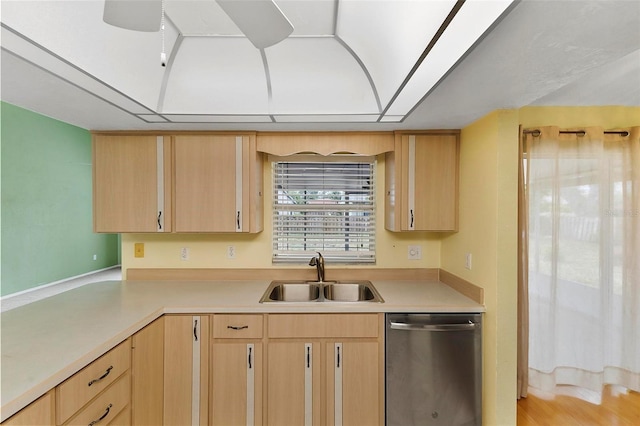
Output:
0,266,121,312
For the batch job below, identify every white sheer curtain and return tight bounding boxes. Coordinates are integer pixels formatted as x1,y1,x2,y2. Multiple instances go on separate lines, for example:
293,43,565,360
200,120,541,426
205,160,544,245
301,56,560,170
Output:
525,126,640,394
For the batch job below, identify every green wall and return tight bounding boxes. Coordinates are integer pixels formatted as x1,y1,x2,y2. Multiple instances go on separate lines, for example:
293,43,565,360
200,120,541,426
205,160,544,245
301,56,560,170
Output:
1,102,119,297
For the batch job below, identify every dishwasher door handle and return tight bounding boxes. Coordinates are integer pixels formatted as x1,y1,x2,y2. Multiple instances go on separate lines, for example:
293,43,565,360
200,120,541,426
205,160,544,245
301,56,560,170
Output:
389,321,476,331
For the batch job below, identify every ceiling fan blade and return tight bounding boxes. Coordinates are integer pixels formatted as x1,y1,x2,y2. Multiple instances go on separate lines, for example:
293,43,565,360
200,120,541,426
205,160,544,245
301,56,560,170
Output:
103,0,162,32
215,0,294,49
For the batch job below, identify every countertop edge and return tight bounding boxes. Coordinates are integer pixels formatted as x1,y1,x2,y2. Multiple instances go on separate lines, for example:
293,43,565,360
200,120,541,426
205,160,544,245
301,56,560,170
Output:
1,279,484,421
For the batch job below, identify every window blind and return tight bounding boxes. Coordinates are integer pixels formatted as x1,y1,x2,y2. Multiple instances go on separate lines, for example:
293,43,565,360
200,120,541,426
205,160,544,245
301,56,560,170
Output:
272,160,375,263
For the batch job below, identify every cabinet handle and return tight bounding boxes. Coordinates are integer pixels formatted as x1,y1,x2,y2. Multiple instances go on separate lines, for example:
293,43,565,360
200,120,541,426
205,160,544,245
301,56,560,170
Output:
227,325,249,330
410,209,414,228
194,319,198,341
248,346,253,369
88,403,112,426
157,211,162,230
236,211,241,230
307,346,310,368
88,366,113,387
336,345,341,368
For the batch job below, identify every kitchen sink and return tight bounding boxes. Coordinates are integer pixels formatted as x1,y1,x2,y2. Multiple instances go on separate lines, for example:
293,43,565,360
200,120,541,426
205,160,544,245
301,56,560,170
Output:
259,281,322,302
259,280,383,303
323,282,383,302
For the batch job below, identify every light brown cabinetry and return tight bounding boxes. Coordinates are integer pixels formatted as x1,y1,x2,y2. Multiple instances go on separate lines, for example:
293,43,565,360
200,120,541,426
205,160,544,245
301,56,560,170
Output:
1,391,54,426
386,132,459,232
211,315,263,426
93,134,172,233
56,339,131,425
131,316,164,426
93,132,263,234
163,315,209,426
266,314,383,426
174,134,263,233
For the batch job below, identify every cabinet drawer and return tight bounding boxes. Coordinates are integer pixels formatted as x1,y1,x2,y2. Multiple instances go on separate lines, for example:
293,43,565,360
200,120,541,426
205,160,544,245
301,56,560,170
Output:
213,314,263,338
57,339,131,424
268,314,379,338
64,373,130,426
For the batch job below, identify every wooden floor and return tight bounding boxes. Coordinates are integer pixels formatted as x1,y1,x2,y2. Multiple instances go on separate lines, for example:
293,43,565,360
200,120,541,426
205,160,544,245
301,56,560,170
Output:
517,385,640,426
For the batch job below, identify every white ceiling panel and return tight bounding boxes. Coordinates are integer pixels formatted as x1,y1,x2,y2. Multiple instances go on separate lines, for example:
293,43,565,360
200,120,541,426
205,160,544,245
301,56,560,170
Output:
267,37,378,114
277,0,336,36
162,37,269,113
385,0,514,117
336,0,457,108
275,114,379,123
166,0,242,35
1,0,638,131
164,114,273,122
0,50,146,130
1,0,176,110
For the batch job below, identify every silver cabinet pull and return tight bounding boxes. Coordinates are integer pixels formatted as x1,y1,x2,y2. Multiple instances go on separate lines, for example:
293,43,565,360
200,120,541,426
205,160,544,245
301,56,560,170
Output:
389,321,476,331
88,403,112,426
88,366,113,386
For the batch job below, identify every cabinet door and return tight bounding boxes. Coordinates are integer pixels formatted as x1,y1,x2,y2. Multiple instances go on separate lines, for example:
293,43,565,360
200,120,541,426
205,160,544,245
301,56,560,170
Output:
1,391,54,425
267,342,320,426
326,341,380,426
174,135,262,233
401,134,458,231
164,315,209,426
211,342,262,426
93,134,171,232
132,317,164,426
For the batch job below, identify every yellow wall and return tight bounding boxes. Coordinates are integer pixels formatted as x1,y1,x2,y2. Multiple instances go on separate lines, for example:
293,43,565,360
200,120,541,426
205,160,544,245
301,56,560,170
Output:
440,105,639,425
121,155,443,273
441,110,520,425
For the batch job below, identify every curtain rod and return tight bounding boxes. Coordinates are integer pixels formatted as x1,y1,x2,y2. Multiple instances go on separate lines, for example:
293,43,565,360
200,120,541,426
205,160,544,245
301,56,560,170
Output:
523,129,630,137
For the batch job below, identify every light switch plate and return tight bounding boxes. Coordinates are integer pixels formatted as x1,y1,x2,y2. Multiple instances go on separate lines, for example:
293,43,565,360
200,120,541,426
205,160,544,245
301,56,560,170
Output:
134,243,144,258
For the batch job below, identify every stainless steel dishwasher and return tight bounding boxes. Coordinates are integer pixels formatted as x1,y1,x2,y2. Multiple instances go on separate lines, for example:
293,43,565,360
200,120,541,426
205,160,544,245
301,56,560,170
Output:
386,313,482,426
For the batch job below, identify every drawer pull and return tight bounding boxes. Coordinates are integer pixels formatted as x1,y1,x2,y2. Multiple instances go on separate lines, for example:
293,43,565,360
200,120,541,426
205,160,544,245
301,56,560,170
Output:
227,325,249,330
88,366,113,387
88,403,112,426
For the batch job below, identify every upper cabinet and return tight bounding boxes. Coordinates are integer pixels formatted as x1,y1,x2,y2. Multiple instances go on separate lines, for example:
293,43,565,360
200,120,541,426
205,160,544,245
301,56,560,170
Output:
385,132,459,232
174,134,263,233
93,134,172,233
93,132,263,234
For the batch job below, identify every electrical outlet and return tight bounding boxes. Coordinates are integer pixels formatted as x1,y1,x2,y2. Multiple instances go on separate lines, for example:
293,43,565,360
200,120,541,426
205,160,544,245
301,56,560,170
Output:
227,245,236,259
408,245,422,260
465,253,472,270
180,247,189,261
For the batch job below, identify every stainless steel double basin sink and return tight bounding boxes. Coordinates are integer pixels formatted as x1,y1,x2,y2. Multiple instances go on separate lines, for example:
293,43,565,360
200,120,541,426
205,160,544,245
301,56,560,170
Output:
259,280,384,303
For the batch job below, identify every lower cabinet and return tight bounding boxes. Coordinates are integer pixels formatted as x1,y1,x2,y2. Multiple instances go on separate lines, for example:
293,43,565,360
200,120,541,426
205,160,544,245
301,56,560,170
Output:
57,339,131,426
163,315,209,426
131,316,164,426
266,314,383,426
4,313,383,426
211,314,263,426
1,391,54,426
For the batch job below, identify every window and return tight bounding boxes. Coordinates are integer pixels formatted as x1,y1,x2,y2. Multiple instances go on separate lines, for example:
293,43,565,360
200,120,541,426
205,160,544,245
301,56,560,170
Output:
272,157,375,263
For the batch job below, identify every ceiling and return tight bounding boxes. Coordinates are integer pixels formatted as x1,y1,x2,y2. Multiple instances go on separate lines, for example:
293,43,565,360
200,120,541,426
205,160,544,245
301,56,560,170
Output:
1,0,639,132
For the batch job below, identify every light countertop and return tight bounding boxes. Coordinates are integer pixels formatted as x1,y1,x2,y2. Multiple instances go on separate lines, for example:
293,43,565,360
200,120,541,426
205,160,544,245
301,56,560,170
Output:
0,279,483,421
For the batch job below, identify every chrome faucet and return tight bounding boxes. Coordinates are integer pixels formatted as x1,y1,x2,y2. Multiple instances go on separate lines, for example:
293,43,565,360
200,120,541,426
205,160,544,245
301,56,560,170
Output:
309,252,325,282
